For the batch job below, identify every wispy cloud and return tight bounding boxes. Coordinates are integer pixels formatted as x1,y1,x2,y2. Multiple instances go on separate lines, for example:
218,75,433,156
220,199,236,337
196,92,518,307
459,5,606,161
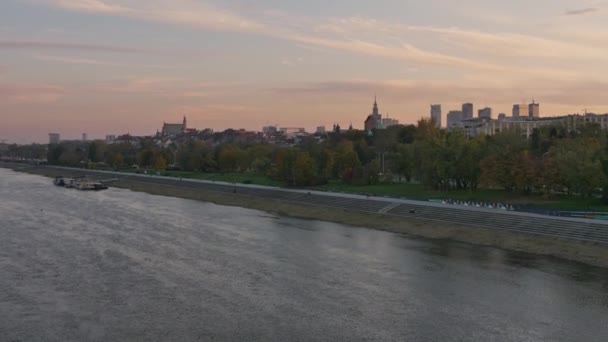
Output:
311,17,608,61
44,0,126,13
0,40,142,53
0,83,65,103
178,82,249,98
22,0,608,117
281,57,303,67
35,54,116,66
91,77,246,96
33,0,608,78
33,53,180,69
169,104,258,121
37,0,265,32
565,8,599,15
33,1,490,71
93,77,184,93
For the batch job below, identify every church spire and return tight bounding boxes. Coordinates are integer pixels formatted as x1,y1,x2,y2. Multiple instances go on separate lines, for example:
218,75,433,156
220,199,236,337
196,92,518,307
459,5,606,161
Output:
373,94,379,115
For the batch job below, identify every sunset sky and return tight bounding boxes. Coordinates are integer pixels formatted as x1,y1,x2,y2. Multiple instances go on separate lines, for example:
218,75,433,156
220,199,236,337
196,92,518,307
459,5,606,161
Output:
1,0,608,143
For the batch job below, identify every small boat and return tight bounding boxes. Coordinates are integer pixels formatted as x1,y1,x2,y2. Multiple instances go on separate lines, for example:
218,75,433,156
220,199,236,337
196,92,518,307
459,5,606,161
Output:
64,178,77,188
53,176,66,186
75,180,108,191
53,176,108,191
54,176,76,188
75,180,95,191
92,182,109,191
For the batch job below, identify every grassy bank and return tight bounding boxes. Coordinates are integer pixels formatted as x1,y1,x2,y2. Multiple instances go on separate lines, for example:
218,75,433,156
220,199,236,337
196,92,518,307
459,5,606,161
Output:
119,168,608,211
4,162,608,269
161,170,283,187
317,182,608,211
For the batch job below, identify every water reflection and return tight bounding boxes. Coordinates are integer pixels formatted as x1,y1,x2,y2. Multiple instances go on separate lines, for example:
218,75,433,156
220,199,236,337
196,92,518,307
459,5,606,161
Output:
2,168,608,342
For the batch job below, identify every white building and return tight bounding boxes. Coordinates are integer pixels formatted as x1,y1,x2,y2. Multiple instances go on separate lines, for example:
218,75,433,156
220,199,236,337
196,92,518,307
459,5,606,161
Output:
381,116,399,128
262,126,278,134
280,127,305,134
580,112,608,128
450,113,608,139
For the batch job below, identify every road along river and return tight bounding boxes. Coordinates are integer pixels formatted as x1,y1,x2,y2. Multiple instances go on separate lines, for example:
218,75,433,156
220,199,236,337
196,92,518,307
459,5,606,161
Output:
1,168,608,341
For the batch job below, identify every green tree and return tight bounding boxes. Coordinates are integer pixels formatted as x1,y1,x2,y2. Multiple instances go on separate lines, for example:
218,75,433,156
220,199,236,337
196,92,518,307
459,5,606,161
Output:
318,148,335,180
47,144,64,164
391,143,414,182
88,142,98,162
333,142,361,183
218,145,243,173
479,132,528,192
177,141,215,171
363,159,381,185
551,138,606,197
293,152,318,186
274,148,298,186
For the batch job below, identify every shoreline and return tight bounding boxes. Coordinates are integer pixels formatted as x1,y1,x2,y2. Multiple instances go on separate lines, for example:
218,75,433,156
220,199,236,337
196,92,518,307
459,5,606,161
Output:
3,163,608,268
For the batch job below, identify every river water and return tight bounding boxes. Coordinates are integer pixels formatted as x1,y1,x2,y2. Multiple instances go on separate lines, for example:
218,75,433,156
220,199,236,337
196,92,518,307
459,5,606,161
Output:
1,168,608,341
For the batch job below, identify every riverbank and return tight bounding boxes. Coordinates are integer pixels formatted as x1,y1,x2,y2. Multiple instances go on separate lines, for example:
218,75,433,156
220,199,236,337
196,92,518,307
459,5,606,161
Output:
159,169,608,211
3,162,608,268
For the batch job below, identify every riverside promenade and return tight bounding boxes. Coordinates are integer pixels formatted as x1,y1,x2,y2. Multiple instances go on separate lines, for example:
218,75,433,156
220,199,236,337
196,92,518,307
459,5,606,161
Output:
27,165,608,245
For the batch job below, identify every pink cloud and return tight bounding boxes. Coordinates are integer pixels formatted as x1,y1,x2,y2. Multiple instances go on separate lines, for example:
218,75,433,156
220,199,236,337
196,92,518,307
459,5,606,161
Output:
271,79,608,114
48,0,125,13
171,103,258,116
565,8,599,16
39,0,266,33
36,0,606,79
93,77,184,93
0,40,143,53
0,83,66,103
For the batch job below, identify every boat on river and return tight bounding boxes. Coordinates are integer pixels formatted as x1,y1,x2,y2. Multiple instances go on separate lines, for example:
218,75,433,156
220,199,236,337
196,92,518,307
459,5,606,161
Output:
75,180,108,191
53,176,108,191
53,176,65,186
53,176,75,187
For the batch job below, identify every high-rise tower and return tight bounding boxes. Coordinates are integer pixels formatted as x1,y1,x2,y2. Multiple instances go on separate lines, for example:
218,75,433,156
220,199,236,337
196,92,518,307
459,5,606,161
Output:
431,104,442,128
529,101,540,118
462,103,474,119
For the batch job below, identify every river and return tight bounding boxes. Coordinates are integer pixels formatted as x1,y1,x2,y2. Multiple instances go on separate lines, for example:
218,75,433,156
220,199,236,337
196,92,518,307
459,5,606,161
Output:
1,168,607,341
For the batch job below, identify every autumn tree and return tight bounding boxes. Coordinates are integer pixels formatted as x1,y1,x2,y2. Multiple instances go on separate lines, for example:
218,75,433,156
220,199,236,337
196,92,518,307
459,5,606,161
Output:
218,145,246,173
177,140,215,171
550,138,606,197
333,142,362,184
153,154,167,170
293,152,318,186
390,143,414,183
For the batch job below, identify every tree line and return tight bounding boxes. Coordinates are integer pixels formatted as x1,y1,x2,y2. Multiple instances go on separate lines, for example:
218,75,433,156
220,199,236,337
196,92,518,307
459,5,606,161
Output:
6,119,608,199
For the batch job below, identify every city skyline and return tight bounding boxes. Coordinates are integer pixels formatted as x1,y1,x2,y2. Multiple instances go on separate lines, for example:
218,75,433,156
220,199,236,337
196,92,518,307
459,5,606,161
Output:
2,0,608,143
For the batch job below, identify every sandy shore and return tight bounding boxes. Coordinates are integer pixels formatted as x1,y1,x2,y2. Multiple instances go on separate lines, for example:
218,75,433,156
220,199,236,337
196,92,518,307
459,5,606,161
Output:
4,162,608,268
